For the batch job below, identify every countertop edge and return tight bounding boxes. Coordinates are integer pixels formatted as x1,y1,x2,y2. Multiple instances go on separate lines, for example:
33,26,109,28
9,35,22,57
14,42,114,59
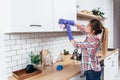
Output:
98,48,119,62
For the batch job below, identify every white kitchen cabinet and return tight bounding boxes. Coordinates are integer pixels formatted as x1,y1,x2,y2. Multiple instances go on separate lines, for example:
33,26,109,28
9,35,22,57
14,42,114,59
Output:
104,51,119,80
113,51,119,76
2,0,77,33
3,0,53,33
53,0,77,31
104,54,113,80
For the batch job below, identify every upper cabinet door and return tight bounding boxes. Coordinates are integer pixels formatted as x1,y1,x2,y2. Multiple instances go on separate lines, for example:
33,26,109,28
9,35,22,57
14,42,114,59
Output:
53,0,77,31
4,0,53,33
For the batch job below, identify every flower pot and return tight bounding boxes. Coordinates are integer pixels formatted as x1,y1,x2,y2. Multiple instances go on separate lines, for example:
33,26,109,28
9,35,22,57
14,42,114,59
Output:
61,54,72,62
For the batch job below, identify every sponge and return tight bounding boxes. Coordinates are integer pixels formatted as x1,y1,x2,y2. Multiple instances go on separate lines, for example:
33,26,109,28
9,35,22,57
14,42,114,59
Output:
56,65,63,70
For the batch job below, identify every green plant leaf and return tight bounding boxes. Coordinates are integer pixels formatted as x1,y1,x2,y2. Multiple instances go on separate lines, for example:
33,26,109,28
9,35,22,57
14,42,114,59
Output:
92,8,105,18
29,52,41,65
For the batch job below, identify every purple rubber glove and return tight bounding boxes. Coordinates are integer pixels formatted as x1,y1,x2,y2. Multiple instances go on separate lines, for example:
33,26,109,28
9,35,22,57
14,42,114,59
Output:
65,24,74,41
58,19,74,26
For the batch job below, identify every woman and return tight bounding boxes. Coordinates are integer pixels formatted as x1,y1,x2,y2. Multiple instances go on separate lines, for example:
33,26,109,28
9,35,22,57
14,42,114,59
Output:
58,19,108,80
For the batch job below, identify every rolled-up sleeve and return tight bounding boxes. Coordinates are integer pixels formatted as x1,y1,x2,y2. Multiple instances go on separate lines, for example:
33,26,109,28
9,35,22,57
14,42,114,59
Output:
77,25,88,34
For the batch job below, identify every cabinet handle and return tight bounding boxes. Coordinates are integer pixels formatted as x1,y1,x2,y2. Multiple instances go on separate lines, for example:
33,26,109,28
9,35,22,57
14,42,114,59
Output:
111,60,114,67
107,57,111,60
114,53,118,55
30,25,42,27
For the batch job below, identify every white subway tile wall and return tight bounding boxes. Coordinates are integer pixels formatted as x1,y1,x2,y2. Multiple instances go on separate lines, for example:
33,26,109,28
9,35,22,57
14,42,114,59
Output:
4,32,85,76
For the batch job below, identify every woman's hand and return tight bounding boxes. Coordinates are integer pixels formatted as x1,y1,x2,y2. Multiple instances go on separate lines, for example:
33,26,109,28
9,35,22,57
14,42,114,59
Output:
65,24,74,41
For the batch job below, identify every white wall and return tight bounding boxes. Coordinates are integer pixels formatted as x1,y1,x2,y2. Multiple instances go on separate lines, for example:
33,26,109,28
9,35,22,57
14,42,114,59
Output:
0,15,7,80
103,0,114,48
76,0,103,25
0,34,7,80
76,0,102,11
76,0,114,48
0,1,8,79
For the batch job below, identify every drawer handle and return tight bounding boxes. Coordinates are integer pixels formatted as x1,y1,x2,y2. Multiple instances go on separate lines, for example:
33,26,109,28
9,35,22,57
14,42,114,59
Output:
30,25,42,27
111,60,114,67
115,53,118,55
107,57,111,60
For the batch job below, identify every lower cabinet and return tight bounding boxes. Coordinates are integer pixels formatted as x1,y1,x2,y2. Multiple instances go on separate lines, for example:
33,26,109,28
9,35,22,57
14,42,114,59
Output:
104,54,114,80
113,51,119,76
104,51,119,80
2,0,77,33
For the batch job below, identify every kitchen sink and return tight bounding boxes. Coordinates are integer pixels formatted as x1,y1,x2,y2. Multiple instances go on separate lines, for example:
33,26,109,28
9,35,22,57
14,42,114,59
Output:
107,48,115,51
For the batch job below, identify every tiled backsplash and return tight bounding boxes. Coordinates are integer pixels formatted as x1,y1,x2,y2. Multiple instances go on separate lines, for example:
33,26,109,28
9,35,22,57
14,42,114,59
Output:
4,32,85,76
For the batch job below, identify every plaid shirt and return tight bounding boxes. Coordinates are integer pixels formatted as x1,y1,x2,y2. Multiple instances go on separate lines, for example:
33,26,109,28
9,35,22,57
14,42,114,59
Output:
74,25,101,76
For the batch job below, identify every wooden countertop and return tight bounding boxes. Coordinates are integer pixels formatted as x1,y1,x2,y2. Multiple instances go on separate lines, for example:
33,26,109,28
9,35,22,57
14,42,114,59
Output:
8,61,80,80
8,49,119,80
97,48,119,62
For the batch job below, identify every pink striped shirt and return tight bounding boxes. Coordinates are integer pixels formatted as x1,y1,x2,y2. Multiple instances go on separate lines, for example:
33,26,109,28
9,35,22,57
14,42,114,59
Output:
74,25,101,76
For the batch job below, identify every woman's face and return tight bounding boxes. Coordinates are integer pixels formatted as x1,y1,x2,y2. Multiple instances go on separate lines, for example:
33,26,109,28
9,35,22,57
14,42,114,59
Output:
85,24,93,34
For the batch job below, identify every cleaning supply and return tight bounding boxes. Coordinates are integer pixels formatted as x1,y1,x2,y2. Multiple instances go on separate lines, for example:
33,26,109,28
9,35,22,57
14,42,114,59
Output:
56,65,63,71
66,24,74,41
58,19,74,26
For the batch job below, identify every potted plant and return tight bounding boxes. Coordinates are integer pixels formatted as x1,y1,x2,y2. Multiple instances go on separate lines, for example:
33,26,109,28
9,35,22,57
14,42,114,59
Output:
92,8,105,18
61,49,71,62
25,52,42,73
29,52,42,67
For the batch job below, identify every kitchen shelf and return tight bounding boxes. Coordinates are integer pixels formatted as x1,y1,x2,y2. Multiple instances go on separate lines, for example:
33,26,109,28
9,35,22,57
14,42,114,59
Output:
77,12,105,20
